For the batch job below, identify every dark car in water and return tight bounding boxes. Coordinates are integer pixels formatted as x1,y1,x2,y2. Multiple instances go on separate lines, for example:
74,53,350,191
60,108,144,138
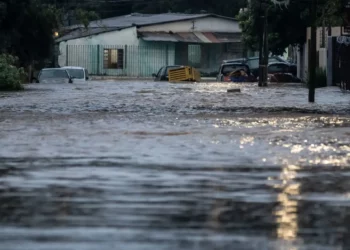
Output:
223,56,297,77
37,68,73,84
216,63,256,82
267,62,301,82
152,65,185,81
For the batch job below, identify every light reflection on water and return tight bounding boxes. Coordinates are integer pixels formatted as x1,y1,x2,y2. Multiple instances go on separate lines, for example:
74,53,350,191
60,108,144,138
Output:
274,165,300,242
0,81,349,250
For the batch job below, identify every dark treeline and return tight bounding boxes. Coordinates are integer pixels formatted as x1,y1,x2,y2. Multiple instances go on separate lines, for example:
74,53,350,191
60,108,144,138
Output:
45,0,247,20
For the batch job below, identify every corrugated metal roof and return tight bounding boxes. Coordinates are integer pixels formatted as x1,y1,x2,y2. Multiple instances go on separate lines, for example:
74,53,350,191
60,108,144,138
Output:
64,13,235,30
139,32,241,43
56,27,121,42
57,13,238,43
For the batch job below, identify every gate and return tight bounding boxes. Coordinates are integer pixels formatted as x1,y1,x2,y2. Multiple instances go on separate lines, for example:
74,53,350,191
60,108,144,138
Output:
331,36,350,91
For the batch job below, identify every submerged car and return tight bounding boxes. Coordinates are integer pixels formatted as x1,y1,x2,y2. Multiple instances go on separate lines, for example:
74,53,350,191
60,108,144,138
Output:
152,65,185,81
37,68,73,84
223,56,297,77
267,62,301,82
216,63,256,82
62,66,89,82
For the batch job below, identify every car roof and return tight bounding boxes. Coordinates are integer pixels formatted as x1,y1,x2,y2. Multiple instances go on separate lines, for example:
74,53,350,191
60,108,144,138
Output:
268,62,289,65
222,58,245,62
41,68,67,71
224,56,285,61
221,62,248,66
61,66,85,69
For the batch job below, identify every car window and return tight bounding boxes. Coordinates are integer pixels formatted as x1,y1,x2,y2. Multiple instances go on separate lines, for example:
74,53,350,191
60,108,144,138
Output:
39,69,69,79
247,59,259,69
221,64,248,75
156,67,164,77
268,64,289,73
268,58,280,63
65,69,85,79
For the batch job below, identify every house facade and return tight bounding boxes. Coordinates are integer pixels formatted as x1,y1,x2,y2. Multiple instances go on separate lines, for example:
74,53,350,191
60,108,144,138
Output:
297,26,343,81
56,13,243,77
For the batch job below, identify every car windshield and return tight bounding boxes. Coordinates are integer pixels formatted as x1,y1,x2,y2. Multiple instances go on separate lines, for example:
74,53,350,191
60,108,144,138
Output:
65,69,84,79
155,67,164,77
268,58,282,63
221,64,248,75
268,64,289,73
247,59,259,69
40,69,69,79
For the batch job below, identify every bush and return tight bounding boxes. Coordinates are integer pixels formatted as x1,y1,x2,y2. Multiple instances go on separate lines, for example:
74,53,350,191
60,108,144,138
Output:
305,67,327,88
0,54,25,91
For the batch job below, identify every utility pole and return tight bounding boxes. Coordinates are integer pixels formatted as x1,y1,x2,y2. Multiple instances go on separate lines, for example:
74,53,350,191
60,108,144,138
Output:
321,8,326,48
263,7,269,87
258,0,265,87
258,0,269,87
309,0,317,102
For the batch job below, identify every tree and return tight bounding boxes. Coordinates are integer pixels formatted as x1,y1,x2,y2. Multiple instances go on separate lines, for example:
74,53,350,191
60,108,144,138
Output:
237,0,342,55
131,0,247,17
0,0,61,67
0,54,25,90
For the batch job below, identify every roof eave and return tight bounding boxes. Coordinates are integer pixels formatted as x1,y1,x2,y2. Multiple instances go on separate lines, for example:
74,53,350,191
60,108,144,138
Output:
135,14,237,28
55,26,133,43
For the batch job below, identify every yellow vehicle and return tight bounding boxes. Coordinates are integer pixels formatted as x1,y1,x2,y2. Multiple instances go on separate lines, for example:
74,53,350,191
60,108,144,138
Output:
168,66,201,82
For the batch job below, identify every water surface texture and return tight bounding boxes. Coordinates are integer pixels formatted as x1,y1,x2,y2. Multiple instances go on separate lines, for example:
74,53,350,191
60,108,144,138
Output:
0,81,350,250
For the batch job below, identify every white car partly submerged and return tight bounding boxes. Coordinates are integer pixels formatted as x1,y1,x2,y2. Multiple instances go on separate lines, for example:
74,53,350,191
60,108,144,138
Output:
37,68,73,84
61,66,89,82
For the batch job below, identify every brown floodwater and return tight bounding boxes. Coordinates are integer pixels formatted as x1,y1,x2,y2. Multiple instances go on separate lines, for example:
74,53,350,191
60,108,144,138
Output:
0,81,349,250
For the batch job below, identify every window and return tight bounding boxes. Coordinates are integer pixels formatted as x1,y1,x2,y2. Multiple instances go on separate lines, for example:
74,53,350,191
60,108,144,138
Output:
268,63,289,74
156,67,164,78
221,64,249,76
247,58,259,69
103,49,124,69
65,69,84,79
39,69,69,80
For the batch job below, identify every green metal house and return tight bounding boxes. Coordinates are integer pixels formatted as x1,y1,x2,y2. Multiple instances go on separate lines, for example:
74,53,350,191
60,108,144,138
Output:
56,13,243,77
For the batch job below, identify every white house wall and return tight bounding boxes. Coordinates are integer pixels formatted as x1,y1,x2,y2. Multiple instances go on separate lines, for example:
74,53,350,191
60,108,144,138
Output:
58,27,139,69
300,26,342,80
57,16,242,76
58,27,176,76
138,17,241,33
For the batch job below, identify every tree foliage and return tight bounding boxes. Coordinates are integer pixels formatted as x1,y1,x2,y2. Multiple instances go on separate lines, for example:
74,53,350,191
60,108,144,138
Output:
237,0,343,55
0,54,25,90
48,0,247,20
0,0,61,66
131,0,247,17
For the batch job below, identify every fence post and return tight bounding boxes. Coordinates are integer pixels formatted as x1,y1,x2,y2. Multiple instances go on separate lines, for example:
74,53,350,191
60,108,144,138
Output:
166,44,169,66
66,45,68,66
96,45,100,75
124,45,128,76
327,37,333,86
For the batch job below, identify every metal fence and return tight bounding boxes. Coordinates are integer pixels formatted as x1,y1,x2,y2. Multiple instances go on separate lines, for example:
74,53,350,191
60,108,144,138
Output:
61,43,244,77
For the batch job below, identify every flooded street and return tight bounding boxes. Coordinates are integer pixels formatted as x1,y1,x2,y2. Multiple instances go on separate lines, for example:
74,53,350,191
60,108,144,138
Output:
0,81,350,250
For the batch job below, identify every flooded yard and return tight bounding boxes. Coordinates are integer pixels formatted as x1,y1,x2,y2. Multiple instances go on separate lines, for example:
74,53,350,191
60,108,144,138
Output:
0,81,350,250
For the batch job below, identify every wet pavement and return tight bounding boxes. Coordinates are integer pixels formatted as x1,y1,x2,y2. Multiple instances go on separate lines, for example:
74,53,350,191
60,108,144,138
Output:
0,81,350,250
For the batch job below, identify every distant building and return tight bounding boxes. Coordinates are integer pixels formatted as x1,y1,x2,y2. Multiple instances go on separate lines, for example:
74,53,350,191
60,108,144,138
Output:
56,13,243,77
